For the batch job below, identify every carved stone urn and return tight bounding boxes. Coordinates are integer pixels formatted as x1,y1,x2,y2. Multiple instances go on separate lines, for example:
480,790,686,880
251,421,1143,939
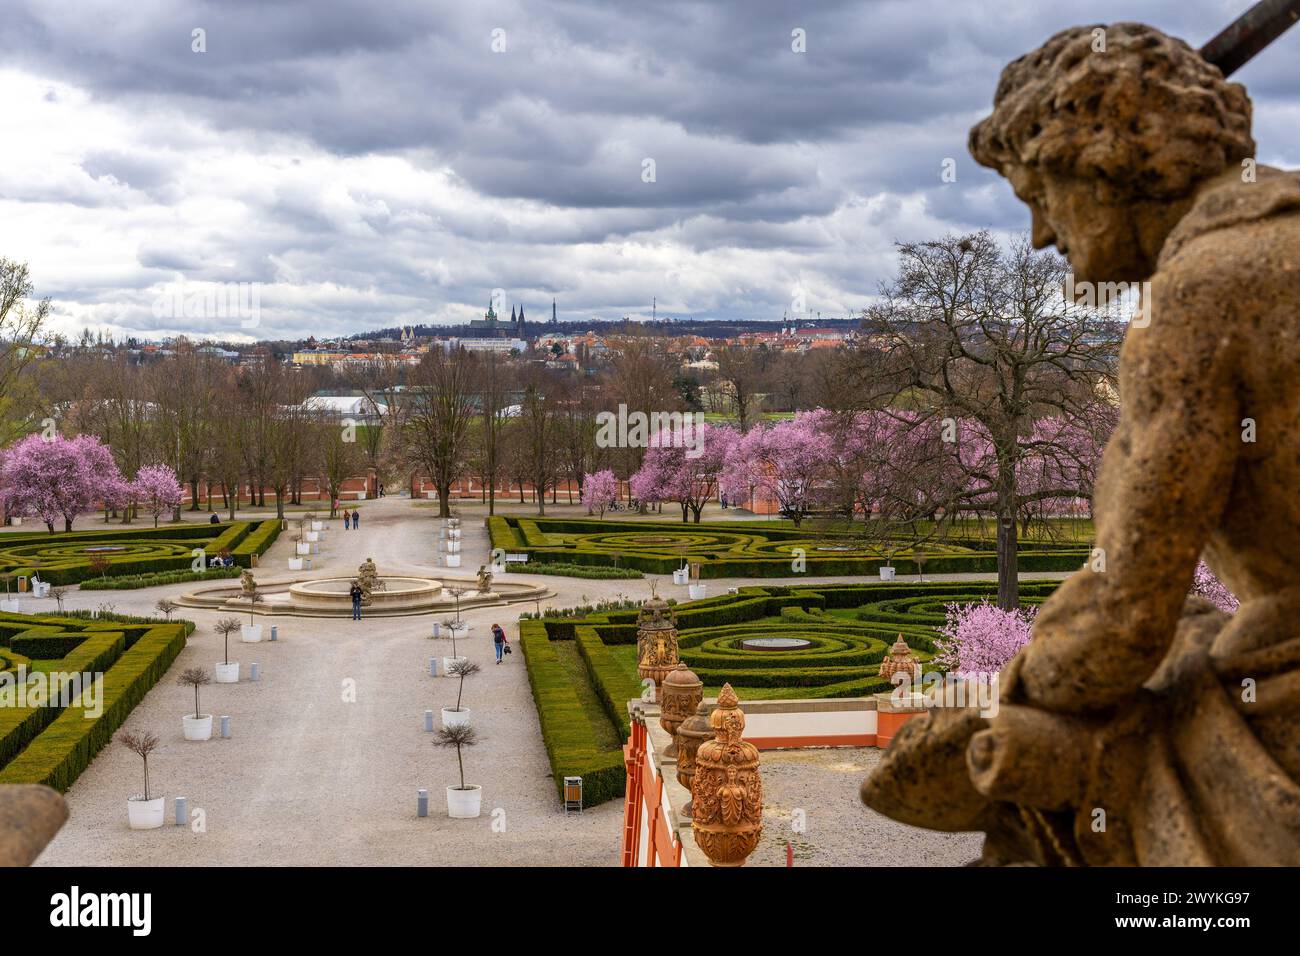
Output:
692,683,763,866
660,662,702,758
879,634,920,683
636,593,680,694
675,698,713,818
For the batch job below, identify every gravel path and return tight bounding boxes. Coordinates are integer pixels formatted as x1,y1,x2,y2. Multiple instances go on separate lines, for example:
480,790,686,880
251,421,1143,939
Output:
27,498,1052,866
750,748,983,867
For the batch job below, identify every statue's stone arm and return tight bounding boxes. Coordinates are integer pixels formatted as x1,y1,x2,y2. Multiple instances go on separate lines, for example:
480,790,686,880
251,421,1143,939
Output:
1015,258,1242,713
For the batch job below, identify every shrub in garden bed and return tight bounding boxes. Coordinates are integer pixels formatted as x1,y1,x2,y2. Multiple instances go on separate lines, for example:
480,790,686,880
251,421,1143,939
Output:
78,566,243,590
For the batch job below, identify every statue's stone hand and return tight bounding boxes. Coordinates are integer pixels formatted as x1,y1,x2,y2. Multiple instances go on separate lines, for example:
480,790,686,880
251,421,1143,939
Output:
861,706,992,831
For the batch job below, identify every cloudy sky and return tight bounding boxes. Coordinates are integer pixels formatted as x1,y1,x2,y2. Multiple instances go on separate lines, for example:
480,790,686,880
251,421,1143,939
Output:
3,0,1298,342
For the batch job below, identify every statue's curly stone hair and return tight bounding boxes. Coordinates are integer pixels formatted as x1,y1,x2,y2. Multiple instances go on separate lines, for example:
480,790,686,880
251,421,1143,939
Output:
969,23,1254,199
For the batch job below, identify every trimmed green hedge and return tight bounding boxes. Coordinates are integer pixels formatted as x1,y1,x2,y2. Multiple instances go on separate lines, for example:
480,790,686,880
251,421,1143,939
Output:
0,519,280,584
0,611,190,791
520,621,626,807
79,566,244,590
521,580,1065,805
489,515,1091,578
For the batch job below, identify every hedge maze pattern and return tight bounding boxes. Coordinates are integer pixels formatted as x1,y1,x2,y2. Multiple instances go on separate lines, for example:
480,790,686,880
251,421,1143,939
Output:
0,611,192,791
491,516,1090,578
0,519,281,585
521,580,1060,807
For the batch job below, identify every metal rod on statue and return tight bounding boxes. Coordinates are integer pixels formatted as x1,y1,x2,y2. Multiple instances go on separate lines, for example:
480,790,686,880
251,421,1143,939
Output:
1200,0,1300,77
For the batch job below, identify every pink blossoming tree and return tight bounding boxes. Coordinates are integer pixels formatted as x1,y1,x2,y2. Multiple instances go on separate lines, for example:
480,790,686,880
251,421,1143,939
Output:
580,469,619,517
0,433,128,532
933,600,1037,677
133,464,184,528
1191,560,1239,614
630,423,736,523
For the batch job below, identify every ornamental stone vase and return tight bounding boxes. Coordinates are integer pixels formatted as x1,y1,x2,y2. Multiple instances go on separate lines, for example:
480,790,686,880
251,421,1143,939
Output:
879,635,920,685
660,662,702,759
692,683,763,867
675,698,713,818
636,593,680,695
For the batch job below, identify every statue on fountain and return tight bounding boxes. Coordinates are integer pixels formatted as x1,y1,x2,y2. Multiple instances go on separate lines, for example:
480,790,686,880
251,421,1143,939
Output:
862,21,1300,865
239,568,256,597
476,565,494,594
356,557,380,606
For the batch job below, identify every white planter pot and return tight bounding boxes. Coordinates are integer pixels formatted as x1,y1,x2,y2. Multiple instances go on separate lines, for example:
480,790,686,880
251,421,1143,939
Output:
311,520,323,532
183,714,213,741
446,785,482,819
10,517,21,526
215,661,240,683
305,531,319,543
127,796,166,830
241,624,263,643
446,554,461,567
289,557,304,571
449,528,462,540
296,542,311,556
673,568,688,585
441,707,471,729
0,598,19,612
879,566,896,582
442,656,468,676
447,540,461,553
688,584,707,600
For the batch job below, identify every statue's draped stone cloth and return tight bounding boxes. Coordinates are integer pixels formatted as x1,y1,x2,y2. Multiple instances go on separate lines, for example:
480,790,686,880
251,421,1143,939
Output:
865,170,1300,866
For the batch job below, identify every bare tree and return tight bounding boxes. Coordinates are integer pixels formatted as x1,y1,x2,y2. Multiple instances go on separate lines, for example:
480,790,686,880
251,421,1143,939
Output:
865,231,1120,608
402,347,475,518
0,258,50,444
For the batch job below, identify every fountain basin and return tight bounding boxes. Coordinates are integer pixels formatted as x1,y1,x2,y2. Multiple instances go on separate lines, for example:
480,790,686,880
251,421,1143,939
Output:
289,577,442,612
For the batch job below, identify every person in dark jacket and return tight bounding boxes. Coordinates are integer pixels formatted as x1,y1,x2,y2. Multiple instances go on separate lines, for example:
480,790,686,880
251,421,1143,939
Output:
343,509,351,529
349,581,364,620
209,513,220,524
492,623,508,663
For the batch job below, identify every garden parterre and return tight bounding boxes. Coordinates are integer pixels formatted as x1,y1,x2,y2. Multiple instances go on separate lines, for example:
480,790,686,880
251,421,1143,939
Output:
0,610,192,791
0,519,281,585
521,580,1061,807
491,515,1091,578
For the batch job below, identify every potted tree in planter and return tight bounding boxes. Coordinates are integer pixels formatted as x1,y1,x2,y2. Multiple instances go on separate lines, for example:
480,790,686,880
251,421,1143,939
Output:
441,659,481,729
289,536,305,571
435,723,481,818
441,617,467,676
119,729,165,829
241,585,264,642
154,598,177,621
308,511,323,534
178,667,213,740
214,617,241,683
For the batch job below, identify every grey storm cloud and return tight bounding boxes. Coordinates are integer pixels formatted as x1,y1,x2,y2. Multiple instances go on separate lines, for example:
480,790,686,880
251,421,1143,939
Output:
2,0,1299,339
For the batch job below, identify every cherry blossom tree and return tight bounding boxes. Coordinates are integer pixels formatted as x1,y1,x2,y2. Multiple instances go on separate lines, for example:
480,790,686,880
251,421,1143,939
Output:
0,433,128,532
721,414,832,527
1191,561,1239,614
581,469,618,517
630,423,736,523
133,464,184,528
933,600,1037,676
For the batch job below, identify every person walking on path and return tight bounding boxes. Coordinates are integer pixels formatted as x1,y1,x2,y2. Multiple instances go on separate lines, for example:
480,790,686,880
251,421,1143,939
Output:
349,580,364,620
343,509,351,529
492,623,508,664
352,509,360,529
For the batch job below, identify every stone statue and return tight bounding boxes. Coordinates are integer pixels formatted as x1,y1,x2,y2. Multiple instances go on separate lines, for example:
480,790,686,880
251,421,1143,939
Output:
239,568,256,596
356,557,380,606
476,565,493,594
862,23,1300,865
